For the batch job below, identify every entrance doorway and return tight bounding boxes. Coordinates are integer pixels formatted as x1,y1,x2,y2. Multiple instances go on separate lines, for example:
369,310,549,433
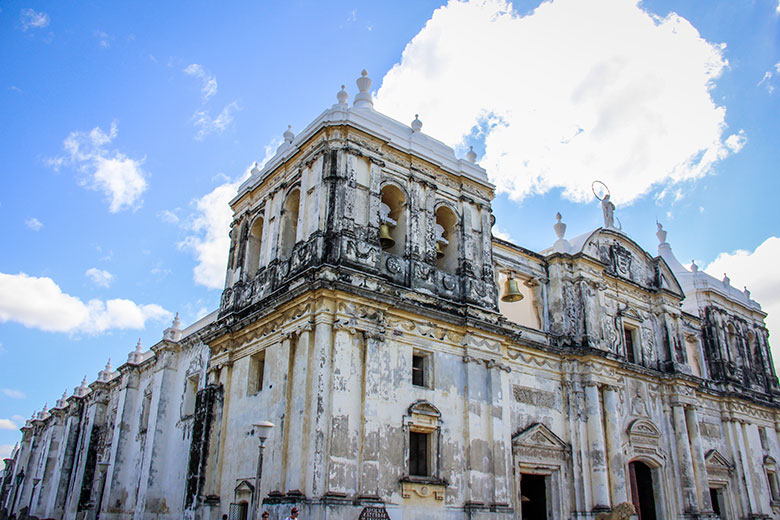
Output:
519,473,548,519
629,461,657,520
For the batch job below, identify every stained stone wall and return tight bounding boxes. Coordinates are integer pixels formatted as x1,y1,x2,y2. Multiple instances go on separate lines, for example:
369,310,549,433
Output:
3,84,780,520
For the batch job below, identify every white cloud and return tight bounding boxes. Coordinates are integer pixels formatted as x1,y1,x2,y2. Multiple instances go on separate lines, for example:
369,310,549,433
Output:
180,140,279,288
184,64,218,101
705,236,780,363
0,272,171,334
0,419,17,430
375,0,741,205
85,267,114,288
95,30,111,48
193,102,240,140
20,8,49,30
0,445,14,459
1,389,25,399
49,122,147,212
11,415,25,423
25,217,42,231
492,225,513,242
158,209,180,224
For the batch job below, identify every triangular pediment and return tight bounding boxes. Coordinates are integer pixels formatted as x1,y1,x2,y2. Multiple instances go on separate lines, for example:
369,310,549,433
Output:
705,449,733,471
235,479,254,493
513,423,567,450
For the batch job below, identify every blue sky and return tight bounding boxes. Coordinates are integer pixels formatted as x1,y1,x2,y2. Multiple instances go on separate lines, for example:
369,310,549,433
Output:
1,0,778,454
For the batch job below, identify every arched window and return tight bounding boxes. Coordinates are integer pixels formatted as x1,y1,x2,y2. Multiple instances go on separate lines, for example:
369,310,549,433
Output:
435,206,458,273
245,216,264,276
279,189,300,259
379,184,406,256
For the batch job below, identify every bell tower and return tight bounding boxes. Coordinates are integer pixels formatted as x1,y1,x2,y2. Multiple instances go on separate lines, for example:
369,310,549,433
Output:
219,70,498,319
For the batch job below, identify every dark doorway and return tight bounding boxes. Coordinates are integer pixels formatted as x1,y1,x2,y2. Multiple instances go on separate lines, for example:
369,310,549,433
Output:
520,473,547,519
710,487,723,517
629,461,657,520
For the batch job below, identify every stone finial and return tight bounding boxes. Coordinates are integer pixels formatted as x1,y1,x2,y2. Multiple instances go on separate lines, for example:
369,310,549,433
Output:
744,286,751,299
37,404,48,420
98,359,112,382
164,312,182,342
552,212,571,253
466,146,477,163
656,222,667,244
690,260,698,272
336,85,349,106
283,125,294,144
128,338,144,364
74,375,89,397
723,273,730,286
411,114,422,133
353,70,373,109
55,390,68,409
554,212,566,240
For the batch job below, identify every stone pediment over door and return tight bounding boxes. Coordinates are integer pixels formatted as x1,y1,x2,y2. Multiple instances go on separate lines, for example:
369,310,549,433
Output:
705,449,734,481
512,423,569,463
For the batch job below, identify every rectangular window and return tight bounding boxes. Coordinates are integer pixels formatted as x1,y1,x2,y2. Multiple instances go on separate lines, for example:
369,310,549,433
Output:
139,392,152,433
412,354,426,387
247,351,266,395
409,431,429,477
182,375,199,417
624,326,636,363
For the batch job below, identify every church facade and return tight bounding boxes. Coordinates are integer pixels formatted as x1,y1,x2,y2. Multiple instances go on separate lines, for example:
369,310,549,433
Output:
2,71,779,520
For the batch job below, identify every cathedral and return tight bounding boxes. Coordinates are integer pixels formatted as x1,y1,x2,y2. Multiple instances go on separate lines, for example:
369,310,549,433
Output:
2,70,779,520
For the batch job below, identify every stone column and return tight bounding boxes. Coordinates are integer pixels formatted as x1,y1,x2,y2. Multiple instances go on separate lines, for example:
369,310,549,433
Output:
744,423,772,516
672,404,698,513
486,360,511,509
358,331,384,499
307,318,334,498
564,379,587,513
602,385,627,505
733,420,760,514
584,382,610,510
285,325,313,495
684,405,713,513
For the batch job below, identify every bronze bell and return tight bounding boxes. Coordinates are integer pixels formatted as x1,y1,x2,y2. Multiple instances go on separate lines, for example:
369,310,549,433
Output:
379,223,395,250
436,241,445,259
501,276,524,302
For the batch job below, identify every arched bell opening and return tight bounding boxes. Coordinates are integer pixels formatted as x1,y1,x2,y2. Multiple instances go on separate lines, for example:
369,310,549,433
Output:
434,205,458,274
245,216,264,277
379,184,406,256
279,189,300,260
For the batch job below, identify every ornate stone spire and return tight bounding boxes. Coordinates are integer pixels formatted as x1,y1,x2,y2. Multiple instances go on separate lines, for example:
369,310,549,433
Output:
690,260,699,272
37,404,48,420
74,376,89,397
164,312,182,342
98,359,112,382
55,390,68,409
411,114,422,133
353,70,373,109
283,125,294,144
336,84,349,106
128,338,144,364
466,146,477,163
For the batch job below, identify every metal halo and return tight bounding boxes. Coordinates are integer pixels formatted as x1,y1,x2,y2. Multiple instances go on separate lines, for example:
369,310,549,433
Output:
591,180,610,201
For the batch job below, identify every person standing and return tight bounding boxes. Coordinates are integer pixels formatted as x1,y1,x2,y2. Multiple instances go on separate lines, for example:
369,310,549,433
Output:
284,506,299,520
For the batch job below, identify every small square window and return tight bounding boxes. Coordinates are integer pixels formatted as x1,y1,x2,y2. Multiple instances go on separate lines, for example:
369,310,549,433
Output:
409,431,429,477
